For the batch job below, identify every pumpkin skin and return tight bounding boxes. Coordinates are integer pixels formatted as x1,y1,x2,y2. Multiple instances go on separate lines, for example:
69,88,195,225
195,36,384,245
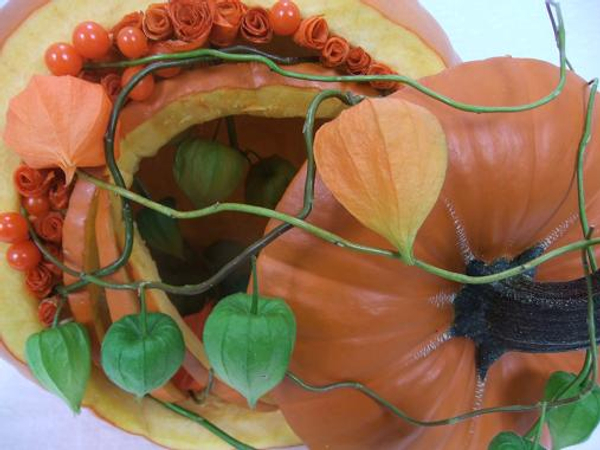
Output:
258,57,600,449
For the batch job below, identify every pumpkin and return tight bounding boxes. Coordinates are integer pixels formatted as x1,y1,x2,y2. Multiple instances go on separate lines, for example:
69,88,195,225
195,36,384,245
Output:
256,57,600,449
0,0,457,448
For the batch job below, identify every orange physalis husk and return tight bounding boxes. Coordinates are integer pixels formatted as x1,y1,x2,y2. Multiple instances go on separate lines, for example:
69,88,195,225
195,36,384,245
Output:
314,97,448,264
3,75,113,183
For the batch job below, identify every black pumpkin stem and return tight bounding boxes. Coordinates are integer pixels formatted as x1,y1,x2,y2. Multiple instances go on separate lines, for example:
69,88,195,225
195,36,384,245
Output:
452,246,600,378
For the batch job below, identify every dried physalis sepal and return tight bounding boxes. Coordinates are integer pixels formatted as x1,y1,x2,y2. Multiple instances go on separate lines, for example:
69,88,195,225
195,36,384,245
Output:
314,97,448,264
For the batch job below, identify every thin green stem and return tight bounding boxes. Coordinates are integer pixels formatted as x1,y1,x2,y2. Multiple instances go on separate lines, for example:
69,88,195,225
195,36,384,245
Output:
546,1,574,71
64,3,568,297
51,295,67,329
78,169,600,286
212,118,223,141
576,79,599,272
582,248,599,387
225,116,239,150
132,176,152,200
85,4,567,115
139,284,149,337
531,401,547,448
250,256,259,315
149,397,255,450
286,371,593,428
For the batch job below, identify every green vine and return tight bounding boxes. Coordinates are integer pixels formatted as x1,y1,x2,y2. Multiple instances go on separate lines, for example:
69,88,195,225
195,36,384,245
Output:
24,1,600,446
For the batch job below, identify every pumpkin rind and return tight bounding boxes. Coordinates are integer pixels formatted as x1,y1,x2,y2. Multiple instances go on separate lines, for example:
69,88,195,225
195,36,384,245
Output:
258,57,600,449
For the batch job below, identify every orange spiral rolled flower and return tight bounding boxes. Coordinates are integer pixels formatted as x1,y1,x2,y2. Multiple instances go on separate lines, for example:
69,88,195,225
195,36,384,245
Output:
210,0,246,47
293,16,329,51
111,11,144,36
34,212,64,244
13,166,55,198
367,62,399,91
166,0,215,51
143,3,174,41
240,7,273,44
42,243,63,278
38,297,58,327
101,73,122,103
346,46,372,75
321,36,350,68
26,264,56,300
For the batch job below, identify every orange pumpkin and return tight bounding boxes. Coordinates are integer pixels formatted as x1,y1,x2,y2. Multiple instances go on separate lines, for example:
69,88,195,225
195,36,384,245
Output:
258,57,600,449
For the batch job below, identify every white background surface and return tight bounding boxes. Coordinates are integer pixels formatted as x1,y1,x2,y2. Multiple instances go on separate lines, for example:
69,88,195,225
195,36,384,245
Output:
1,0,600,449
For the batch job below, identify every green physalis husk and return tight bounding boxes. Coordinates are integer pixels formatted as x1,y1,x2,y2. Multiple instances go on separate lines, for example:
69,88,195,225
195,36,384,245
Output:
101,313,185,398
26,322,91,413
173,138,248,208
203,292,296,408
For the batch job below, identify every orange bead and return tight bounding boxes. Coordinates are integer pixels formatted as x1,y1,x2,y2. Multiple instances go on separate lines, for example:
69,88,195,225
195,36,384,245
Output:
121,66,155,101
117,26,149,59
6,241,42,271
44,43,83,76
270,0,302,36
72,21,111,59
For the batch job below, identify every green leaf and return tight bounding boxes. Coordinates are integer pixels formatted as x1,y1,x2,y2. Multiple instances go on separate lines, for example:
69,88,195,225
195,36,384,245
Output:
137,197,185,260
101,313,185,397
543,371,600,449
488,432,545,450
25,322,91,413
173,138,248,208
245,155,296,209
203,293,296,408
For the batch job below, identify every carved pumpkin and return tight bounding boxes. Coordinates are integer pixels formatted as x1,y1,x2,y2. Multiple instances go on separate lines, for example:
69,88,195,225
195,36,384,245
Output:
0,0,457,448
258,57,600,449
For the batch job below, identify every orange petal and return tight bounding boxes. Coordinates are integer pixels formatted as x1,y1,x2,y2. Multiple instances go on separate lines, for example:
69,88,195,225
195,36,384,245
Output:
3,75,112,180
314,97,448,263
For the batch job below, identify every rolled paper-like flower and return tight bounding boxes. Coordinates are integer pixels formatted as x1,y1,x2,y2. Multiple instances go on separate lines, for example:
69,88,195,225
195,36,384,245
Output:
210,0,246,47
167,0,214,50
111,11,144,36
367,62,399,91
26,264,55,300
42,243,63,278
13,166,55,198
49,179,70,211
321,36,350,68
346,46,372,75
101,73,122,103
34,212,64,244
38,297,58,327
293,16,329,50
143,3,174,41
240,7,273,44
